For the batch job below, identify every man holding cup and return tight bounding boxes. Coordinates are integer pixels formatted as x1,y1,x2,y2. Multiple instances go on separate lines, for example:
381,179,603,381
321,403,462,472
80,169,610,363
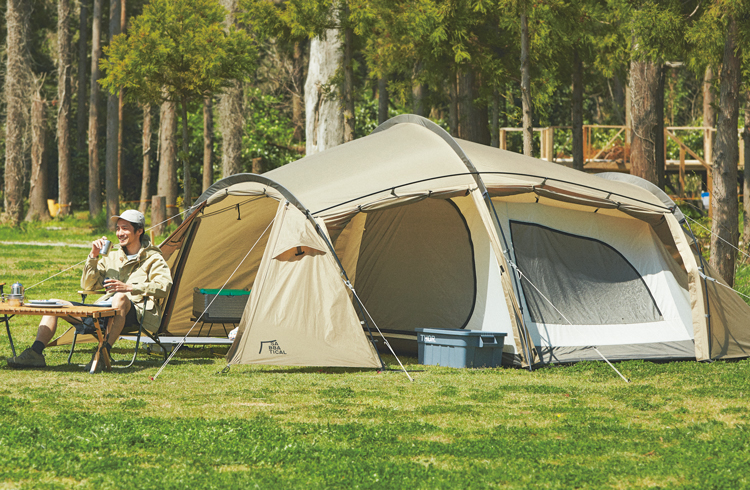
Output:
6,210,173,371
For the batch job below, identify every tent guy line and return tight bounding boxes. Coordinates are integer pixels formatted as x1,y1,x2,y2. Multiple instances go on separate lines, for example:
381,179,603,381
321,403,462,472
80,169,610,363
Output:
685,215,750,263
24,207,193,293
151,217,276,381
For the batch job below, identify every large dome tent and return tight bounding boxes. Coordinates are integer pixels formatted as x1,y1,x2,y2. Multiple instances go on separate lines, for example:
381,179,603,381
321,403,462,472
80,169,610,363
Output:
156,114,750,368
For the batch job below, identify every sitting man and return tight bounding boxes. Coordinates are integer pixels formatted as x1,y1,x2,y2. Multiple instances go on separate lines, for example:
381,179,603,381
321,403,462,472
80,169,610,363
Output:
7,210,172,371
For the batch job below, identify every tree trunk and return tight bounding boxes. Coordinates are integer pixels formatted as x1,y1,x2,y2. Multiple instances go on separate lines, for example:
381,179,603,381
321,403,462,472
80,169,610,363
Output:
703,65,716,164
520,12,533,157
490,89,499,148
629,59,660,186
158,100,180,225
27,92,51,221
709,16,742,286
57,0,73,216
571,49,584,171
203,97,214,193
378,76,389,125
105,0,121,228
76,0,89,156
139,103,151,214
117,0,126,191
412,61,424,116
655,64,665,188
342,6,355,143
180,98,192,208
305,32,344,155
291,41,304,143
448,72,458,137
457,69,490,144
4,0,29,226
742,92,750,253
219,0,244,176
88,0,103,218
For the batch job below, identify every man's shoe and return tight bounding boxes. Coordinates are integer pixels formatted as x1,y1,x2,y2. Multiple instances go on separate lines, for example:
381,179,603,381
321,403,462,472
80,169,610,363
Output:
6,348,46,368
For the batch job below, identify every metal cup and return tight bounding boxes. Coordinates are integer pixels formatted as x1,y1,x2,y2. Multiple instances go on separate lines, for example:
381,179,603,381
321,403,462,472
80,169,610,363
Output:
100,239,112,256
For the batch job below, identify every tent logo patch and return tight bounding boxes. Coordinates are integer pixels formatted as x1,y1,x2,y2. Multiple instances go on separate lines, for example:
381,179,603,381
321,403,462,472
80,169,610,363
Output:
259,340,286,355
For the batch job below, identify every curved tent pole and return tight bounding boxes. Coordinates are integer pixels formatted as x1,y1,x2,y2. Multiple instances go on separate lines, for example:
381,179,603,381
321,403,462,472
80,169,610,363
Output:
374,115,537,369
191,173,387,370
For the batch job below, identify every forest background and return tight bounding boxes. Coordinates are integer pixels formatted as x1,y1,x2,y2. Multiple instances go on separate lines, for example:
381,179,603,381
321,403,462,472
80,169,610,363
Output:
1,0,749,282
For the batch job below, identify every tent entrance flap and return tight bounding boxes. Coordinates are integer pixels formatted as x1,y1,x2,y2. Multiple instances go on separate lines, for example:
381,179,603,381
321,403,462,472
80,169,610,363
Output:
229,201,381,368
510,221,663,326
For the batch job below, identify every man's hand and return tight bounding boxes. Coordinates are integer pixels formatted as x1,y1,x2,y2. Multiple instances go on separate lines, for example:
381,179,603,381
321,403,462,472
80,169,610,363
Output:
91,236,108,258
103,278,133,293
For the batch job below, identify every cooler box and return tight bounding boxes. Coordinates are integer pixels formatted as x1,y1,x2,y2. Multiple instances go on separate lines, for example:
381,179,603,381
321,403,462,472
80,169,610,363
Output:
192,288,251,323
415,328,506,368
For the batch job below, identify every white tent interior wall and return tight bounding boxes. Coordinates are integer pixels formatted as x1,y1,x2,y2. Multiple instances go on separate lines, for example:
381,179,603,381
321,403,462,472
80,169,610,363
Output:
156,115,750,368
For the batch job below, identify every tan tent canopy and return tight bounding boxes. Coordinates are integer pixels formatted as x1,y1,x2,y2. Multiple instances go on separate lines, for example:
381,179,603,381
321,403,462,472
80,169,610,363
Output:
158,115,750,368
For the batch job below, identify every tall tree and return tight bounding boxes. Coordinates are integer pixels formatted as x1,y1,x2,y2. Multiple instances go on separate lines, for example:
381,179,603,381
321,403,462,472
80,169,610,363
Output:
3,0,29,225
629,58,662,185
219,0,245,177
742,93,750,254
157,100,179,222
305,31,344,155
117,0,127,191
520,10,533,156
342,0,355,142
203,97,214,192
88,0,104,218
709,14,742,285
102,0,256,209
26,90,51,221
57,0,73,216
139,103,152,214
105,0,121,228
703,66,716,163
76,0,89,156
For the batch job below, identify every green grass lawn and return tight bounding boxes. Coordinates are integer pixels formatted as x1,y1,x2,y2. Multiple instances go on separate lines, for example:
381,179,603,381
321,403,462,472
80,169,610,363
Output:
2,228,750,489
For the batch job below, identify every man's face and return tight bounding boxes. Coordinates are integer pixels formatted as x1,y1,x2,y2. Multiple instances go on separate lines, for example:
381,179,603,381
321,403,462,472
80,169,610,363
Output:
116,219,142,251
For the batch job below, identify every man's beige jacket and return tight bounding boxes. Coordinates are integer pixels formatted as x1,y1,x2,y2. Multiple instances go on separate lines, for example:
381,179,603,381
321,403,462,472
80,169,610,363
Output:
81,236,172,332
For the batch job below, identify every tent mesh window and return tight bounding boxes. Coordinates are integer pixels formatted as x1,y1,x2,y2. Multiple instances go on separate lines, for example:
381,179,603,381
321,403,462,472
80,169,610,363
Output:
509,221,662,325
355,198,476,331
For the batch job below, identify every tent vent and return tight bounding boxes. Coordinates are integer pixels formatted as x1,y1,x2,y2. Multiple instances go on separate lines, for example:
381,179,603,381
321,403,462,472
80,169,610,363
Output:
236,203,241,220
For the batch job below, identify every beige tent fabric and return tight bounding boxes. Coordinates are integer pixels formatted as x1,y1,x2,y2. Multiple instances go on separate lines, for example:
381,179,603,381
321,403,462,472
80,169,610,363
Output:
702,262,750,359
351,198,476,332
228,201,381,368
333,213,367,286
161,196,279,336
470,188,540,367
664,215,709,360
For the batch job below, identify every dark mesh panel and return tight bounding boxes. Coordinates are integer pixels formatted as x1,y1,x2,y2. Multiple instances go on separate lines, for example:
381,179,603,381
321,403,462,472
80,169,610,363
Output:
510,221,662,325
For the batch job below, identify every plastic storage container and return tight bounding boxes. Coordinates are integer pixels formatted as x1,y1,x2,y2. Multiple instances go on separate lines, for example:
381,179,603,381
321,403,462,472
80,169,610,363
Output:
192,288,251,323
415,328,506,368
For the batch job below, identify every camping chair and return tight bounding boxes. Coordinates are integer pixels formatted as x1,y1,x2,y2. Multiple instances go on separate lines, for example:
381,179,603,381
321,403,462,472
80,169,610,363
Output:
66,290,167,367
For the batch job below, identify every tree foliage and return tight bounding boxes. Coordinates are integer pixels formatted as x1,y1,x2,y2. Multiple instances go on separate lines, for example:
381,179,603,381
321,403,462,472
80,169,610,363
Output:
100,0,257,106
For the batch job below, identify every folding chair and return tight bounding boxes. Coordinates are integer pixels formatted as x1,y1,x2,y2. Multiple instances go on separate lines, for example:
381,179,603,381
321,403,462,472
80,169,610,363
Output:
66,290,167,367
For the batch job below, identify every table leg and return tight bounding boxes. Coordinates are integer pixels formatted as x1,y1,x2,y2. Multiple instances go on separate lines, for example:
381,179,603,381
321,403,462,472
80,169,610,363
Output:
2,314,16,358
90,319,112,373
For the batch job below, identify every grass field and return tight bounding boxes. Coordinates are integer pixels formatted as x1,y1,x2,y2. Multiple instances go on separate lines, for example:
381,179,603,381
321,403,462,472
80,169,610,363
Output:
2,223,750,489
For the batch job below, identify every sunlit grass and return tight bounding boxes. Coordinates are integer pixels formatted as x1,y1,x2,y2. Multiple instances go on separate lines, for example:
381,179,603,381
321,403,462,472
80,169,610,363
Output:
2,223,750,489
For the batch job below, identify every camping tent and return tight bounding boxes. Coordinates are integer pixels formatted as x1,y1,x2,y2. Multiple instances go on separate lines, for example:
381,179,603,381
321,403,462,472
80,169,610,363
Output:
158,114,750,368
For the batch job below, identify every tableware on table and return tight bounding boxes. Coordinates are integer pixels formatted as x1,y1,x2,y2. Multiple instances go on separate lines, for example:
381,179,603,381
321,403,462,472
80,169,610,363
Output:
25,300,65,308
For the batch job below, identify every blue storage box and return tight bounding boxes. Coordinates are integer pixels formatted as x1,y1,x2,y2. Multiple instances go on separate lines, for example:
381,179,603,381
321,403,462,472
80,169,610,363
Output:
415,328,507,368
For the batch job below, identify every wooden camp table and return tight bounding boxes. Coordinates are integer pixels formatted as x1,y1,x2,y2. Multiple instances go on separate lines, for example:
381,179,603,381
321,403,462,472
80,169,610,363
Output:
0,302,117,373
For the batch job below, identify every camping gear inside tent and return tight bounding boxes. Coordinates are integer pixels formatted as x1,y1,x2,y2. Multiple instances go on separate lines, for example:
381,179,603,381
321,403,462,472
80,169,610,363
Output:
157,114,750,368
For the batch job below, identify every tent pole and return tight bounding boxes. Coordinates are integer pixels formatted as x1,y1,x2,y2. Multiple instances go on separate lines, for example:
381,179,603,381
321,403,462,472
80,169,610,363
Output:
484,194,536,371
682,218,713,360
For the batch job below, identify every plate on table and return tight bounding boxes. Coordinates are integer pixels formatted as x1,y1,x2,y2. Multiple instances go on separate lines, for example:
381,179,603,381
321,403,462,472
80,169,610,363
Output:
26,301,65,308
